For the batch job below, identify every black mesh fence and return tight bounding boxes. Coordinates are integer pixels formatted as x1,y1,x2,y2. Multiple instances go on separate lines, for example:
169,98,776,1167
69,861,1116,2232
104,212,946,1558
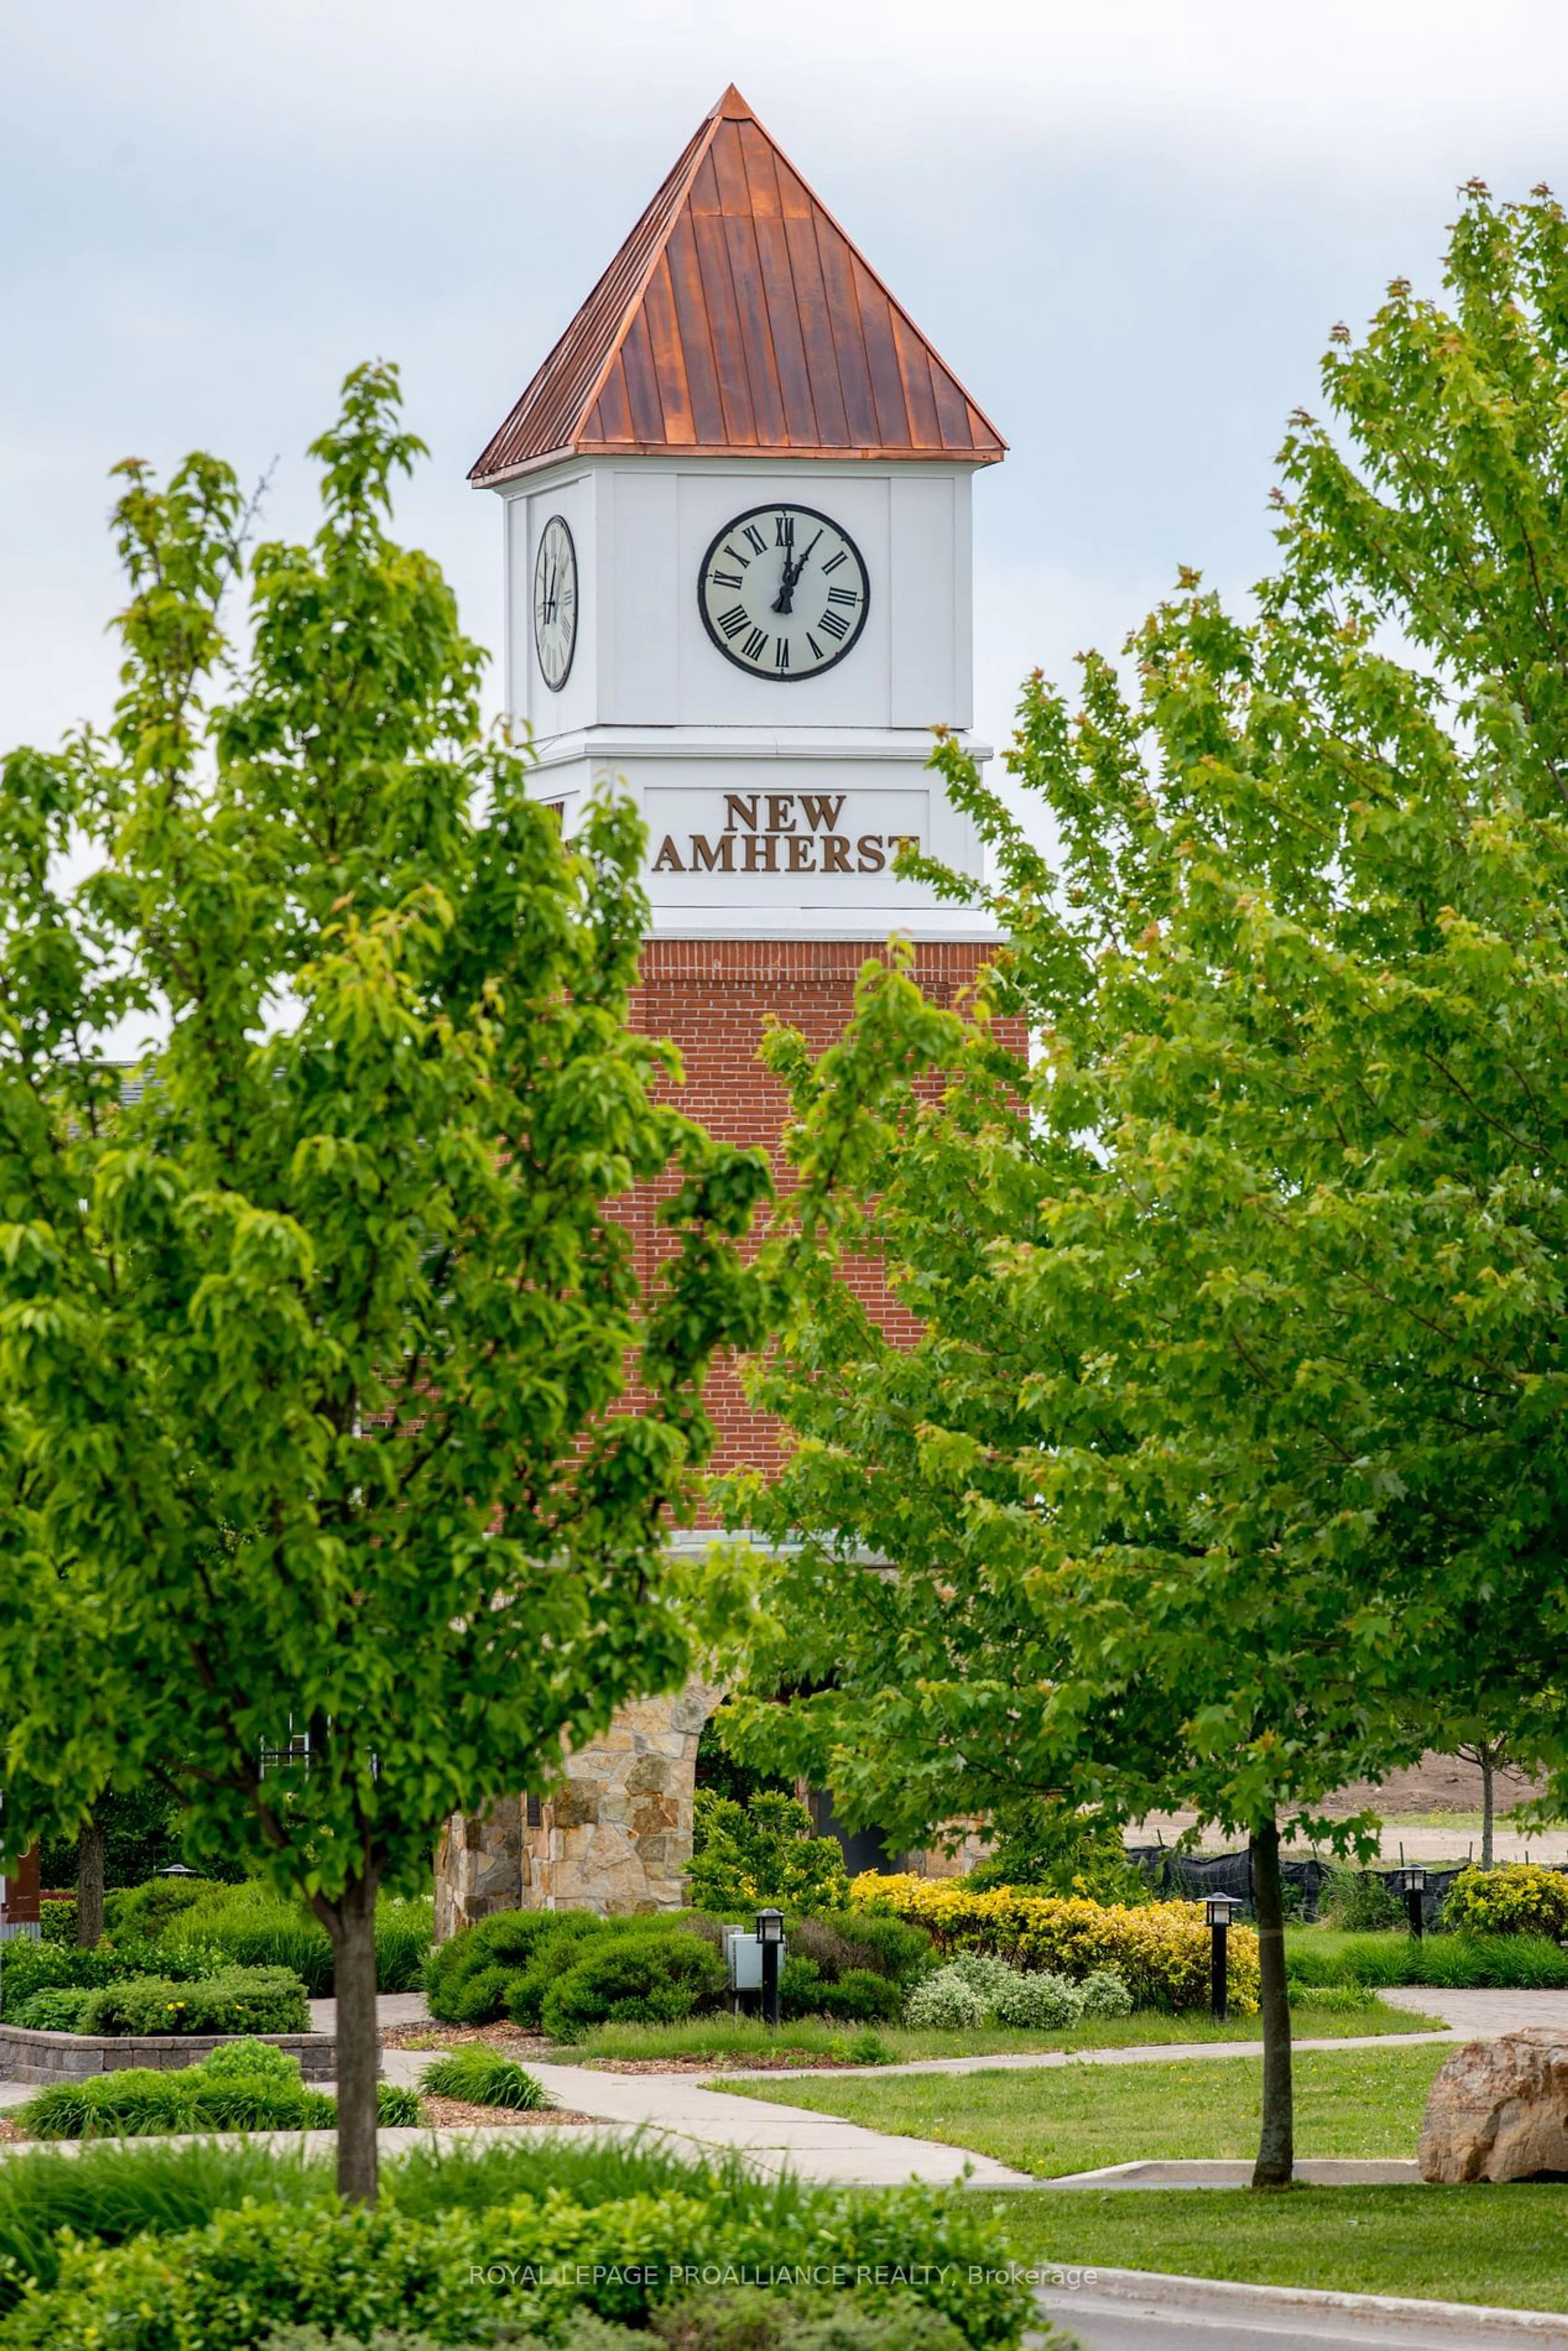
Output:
1124,1843,1564,1928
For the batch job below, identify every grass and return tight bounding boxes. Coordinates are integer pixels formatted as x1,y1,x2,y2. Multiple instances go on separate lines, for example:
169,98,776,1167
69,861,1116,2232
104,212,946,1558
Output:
716,2044,1452,2177
999,2184,1568,2312
562,1997,1439,2066
1286,1926,1568,1988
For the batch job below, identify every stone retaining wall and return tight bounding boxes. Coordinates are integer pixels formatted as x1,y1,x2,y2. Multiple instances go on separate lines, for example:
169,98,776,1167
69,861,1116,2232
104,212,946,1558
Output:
0,2024,336,2086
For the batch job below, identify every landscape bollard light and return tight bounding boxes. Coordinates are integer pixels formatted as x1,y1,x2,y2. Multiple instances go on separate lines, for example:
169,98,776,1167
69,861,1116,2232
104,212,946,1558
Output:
756,1906,785,2029
1397,1864,1427,1941
1205,1894,1243,2024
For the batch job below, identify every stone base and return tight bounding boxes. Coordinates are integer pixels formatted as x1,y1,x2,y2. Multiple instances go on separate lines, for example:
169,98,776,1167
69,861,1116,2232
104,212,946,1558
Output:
0,2024,336,2086
435,1679,721,1936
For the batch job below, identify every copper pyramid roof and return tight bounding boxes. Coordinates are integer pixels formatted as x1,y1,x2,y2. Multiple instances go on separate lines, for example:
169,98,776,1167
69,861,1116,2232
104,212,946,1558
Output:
470,85,1006,484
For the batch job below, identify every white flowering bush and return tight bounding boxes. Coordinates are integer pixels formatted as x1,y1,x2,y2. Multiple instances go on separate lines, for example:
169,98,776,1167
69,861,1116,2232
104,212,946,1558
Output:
991,1969,1083,2030
1079,1966,1134,2018
945,1952,1016,2003
903,1966,991,2030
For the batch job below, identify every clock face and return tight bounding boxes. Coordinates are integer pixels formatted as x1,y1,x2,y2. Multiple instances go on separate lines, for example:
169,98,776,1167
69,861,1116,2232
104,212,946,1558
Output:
532,514,578,692
698,502,869,681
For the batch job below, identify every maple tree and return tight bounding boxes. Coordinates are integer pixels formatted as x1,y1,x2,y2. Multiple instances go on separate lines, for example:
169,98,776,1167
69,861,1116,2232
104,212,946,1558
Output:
722,185,1568,2184
0,366,770,2199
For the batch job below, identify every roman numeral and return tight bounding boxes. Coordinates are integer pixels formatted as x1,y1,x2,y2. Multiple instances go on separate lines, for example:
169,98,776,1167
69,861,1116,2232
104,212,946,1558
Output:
821,550,848,574
723,543,750,569
710,568,743,590
807,633,824,661
742,626,768,661
743,524,767,555
818,608,850,641
717,605,748,639
775,513,794,545
826,585,858,607
775,637,791,671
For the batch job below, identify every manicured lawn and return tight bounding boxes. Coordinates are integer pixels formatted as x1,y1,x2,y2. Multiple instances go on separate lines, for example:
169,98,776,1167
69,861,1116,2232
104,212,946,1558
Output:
565,1997,1438,2066
717,2045,1451,2177
1000,2184,1568,2312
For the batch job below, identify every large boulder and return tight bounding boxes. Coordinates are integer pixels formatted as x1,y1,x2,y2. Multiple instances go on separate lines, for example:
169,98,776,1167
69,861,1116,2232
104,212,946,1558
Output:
1420,2028,1568,2183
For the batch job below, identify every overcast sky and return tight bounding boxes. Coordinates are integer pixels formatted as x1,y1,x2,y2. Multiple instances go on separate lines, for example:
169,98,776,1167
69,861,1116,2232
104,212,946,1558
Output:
6,0,1567,778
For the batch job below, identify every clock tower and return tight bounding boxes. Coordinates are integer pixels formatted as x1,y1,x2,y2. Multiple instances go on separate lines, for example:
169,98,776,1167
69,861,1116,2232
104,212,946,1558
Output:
436,85,1005,1927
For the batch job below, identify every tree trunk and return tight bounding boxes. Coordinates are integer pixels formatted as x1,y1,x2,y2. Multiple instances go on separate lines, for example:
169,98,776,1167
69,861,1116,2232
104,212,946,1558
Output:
325,1872,381,2205
1481,1752,1495,1871
76,1819,105,1951
1250,1815,1294,2189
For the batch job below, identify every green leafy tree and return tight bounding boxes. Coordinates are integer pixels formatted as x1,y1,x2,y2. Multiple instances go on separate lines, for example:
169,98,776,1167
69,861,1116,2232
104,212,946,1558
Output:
0,365,771,2200
719,184,1568,2185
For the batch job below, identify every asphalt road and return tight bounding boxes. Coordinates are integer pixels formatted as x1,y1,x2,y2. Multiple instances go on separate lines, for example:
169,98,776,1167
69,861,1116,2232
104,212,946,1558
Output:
1033,2283,1568,2349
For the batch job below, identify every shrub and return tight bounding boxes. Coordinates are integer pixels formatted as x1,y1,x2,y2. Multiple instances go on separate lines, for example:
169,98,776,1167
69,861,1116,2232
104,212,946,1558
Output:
200,2037,306,2085
13,1988,94,2032
375,2082,425,2126
842,2029,896,2066
991,1970,1083,2030
540,1932,728,2040
0,2174,1031,2349
1078,1966,1134,2019
261,2326,640,2351
903,1967,990,2031
780,1956,825,2020
944,1952,1015,2004
20,2049,336,2140
1319,1868,1404,1932
0,1935,223,2019
108,1876,229,1942
78,1965,309,2037
815,1968,901,2024
1443,1863,1568,1942
36,1900,77,1945
0,2139,331,2315
417,2045,552,2111
805,1910,934,1986
424,1908,608,2028
688,1790,850,1915
852,1873,1261,2015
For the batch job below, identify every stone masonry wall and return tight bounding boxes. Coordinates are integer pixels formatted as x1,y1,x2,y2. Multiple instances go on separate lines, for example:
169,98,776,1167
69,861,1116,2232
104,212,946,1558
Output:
435,1679,719,1933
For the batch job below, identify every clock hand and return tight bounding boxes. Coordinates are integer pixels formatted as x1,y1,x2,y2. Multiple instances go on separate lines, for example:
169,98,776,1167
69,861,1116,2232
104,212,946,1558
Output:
771,529,825,616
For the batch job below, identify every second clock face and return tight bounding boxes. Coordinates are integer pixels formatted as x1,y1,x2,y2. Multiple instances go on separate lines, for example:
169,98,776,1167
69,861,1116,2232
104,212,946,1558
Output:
698,503,869,681
532,514,578,692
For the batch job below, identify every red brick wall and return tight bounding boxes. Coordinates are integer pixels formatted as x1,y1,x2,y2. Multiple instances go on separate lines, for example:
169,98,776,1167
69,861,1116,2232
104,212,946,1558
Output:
628,938,1001,1504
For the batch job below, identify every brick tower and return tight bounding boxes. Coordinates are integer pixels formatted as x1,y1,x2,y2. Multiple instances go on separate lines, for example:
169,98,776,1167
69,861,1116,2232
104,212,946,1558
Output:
435,86,1004,1930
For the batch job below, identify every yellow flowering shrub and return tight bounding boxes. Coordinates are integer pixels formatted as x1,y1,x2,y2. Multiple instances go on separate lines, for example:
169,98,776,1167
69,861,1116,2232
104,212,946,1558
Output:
849,1872,1259,2015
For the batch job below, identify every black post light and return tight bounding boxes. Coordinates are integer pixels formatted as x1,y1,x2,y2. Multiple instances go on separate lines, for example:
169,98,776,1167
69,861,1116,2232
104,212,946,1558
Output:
1397,1864,1427,1941
756,1906,785,2029
1205,1894,1243,2024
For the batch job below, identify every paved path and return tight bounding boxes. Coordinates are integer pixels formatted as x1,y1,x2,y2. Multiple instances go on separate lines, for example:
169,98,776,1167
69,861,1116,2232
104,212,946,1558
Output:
1380,1986,1568,2038
1032,2273,1568,2349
